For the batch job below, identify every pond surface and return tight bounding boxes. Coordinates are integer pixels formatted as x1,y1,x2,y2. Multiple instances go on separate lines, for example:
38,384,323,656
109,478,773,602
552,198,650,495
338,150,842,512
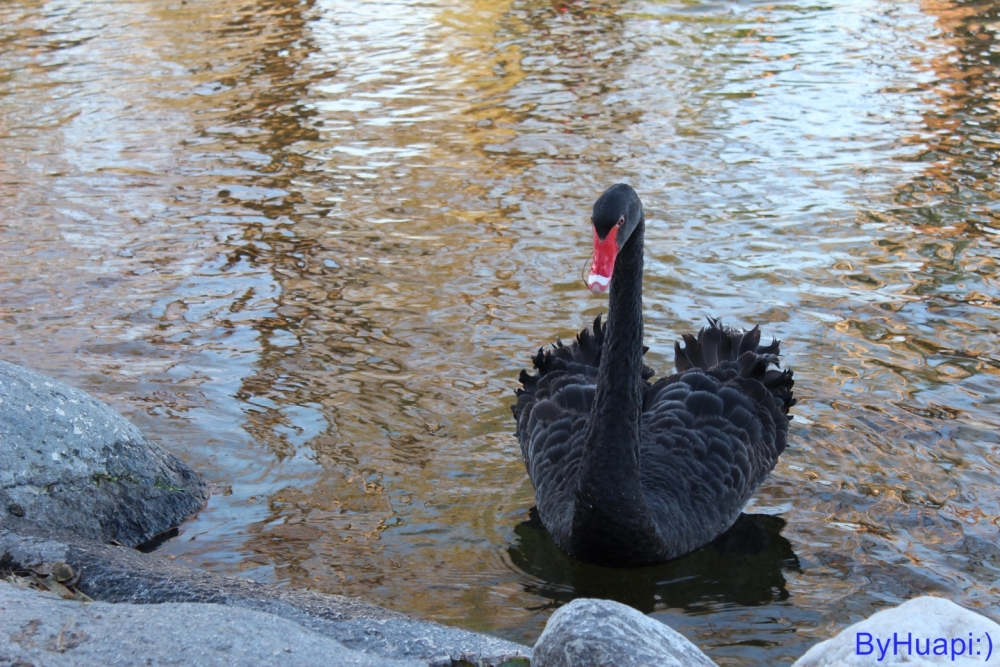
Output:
2,0,1000,663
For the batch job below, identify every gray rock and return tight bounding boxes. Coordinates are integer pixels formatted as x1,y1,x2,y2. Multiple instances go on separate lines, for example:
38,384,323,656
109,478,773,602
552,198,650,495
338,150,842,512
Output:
0,359,207,547
0,527,532,666
0,579,425,667
792,596,1000,666
532,598,716,667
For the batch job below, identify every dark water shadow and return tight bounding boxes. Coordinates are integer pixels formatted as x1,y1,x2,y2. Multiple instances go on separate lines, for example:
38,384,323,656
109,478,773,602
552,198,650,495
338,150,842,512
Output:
508,509,799,614
136,527,180,554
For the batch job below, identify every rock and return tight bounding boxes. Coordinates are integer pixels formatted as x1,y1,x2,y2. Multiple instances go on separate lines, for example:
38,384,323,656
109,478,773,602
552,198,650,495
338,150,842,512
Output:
0,526,532,666
0,362,529,665
532,597,716,667
793,596,1000,666
0,579,425,667
0,359,207,547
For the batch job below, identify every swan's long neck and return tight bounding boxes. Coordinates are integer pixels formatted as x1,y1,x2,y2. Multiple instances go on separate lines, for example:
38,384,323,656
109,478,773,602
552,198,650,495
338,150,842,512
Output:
588,219,645,458
572,217,662,564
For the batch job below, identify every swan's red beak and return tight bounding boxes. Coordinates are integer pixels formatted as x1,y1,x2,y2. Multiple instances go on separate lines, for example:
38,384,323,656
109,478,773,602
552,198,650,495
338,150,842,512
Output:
587,225,618,294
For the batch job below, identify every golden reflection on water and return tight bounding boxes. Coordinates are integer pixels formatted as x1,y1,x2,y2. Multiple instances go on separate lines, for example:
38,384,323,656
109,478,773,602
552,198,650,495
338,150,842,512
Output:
1,0,999,664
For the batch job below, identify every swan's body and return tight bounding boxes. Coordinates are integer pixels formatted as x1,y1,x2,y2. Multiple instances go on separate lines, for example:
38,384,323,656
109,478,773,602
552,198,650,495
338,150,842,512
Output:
513,184,795,567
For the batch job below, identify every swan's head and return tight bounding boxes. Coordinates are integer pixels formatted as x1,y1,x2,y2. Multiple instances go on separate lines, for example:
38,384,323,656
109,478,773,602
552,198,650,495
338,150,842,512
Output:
587,183,643,294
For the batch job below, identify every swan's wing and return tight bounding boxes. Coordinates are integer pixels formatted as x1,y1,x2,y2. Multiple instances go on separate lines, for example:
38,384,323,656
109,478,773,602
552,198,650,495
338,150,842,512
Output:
514,369,593,542
513,315,643,542
673,317,795,415
639,372,785,554
637,319,795,557
515,315,654,399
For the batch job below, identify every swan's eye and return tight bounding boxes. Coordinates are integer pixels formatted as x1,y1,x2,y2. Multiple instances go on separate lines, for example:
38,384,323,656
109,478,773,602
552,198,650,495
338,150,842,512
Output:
616,217,624,227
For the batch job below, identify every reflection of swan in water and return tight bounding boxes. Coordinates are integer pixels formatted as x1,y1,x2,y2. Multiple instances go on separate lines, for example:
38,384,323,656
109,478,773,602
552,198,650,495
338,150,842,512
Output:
507,509,799,614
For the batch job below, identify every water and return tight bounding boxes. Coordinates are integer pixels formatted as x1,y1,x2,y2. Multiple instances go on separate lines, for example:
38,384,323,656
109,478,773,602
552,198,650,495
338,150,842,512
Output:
1,0,999,663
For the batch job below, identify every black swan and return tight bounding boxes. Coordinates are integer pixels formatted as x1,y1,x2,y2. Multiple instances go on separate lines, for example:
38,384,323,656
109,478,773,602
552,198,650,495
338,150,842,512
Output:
513,184,795,567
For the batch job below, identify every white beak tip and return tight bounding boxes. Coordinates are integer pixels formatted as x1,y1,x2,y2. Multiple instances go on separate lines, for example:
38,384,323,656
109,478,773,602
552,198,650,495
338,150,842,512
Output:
587,273,611,294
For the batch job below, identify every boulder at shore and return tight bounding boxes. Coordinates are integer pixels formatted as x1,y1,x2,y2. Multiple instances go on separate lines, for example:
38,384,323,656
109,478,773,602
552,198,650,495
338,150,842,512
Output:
0,359,207,547
0,527,532,666
532,597,717,667
0,579,426,667
793,596,1000,667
